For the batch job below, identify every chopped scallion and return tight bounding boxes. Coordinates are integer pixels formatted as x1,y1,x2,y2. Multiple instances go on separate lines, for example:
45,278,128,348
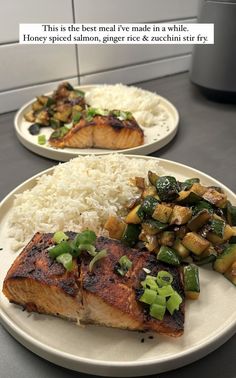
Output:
75,230,96,246
141,275,158,291
157,284,175,297
139,288,157,305
78,244,96,256
156,270,173,287
38,134,46,145
53,231,69,244
56,253,73,271
115,255,132,276
49,241,72,258
89,249,107,272
166,292,183,315
149,303,166,320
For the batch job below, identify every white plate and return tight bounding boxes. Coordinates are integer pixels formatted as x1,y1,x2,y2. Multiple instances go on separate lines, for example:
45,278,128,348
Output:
0,156,235,377
14,85,179,161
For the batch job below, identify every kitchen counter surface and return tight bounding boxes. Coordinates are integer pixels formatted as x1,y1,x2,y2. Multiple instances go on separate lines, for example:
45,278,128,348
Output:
0,72,235,378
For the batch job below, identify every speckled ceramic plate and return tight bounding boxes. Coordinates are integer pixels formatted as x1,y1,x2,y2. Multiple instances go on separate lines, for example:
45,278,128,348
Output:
14,86,179,161
0,156,235,376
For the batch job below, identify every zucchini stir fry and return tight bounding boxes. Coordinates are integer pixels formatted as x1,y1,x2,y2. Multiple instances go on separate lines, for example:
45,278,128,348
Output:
24,82,86,135
105,172,236,292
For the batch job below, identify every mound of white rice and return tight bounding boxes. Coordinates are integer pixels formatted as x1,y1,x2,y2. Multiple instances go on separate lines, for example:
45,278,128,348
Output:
9,154,164,251
85,84,168,128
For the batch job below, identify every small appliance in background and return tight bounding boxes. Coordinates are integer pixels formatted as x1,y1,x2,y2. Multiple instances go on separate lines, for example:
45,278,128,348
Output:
191,0,236,103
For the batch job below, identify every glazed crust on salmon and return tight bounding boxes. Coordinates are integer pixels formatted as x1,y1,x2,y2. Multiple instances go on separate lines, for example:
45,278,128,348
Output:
49,114,144,150
3,233,184,337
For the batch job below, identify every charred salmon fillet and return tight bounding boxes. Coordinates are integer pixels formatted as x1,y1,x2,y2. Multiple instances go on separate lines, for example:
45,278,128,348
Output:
49,111,144,150
3,233,184,337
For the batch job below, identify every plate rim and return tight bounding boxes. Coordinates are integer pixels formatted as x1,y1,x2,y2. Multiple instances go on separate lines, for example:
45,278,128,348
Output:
0,155,235,376
14,84,179,161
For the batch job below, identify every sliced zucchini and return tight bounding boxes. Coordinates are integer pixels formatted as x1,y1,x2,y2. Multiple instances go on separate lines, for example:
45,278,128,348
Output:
104,215,126,240
157,246,181,266
182,232,210,255
140,196,159,216
190,183,208,197
193,244,217,265
142,186,157,198
156,176,179,202
173,238,190,258
224,261,236,286
227,201,236,226
169,205,192,225
125,204,143,224
207,224,234,244
187,210,211,231
209,218,225,238
142,219,168,235
121,224,141,247
203,188,227,208
192,200,214,216
148,171,159,186
152,203,173,223
176,190,201,205
159,231,175,247
180,178,200,191
183,265,200,299
24,110,36,122
213,244,236,273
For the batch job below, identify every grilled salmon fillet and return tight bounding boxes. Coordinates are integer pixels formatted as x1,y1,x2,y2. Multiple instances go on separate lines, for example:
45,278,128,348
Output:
3,233,184,337
49,113,144,150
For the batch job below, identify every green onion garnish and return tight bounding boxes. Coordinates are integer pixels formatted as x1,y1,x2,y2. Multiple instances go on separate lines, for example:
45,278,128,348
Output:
56,253,73,271
73,112,82,122
166,292,182,315
157,285,175,297
154,295,166,306
139,289,157,305
156,270,173,287
141,275,158,291
115,255,132,276
89,249,107,272
78,244,96,256
38,134,46,145
53,231,69,244
75,230,96,246
149,303,166,320
49,241,72,258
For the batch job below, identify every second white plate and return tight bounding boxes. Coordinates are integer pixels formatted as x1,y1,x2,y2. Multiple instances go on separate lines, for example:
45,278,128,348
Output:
14,85,179,161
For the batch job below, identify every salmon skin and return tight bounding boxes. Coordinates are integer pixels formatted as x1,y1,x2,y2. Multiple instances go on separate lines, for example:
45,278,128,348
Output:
3,233,184,337
49,113,144,150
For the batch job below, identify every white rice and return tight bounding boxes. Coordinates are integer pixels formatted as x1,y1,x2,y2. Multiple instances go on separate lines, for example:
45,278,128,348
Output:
8,154,164,251
85,84,168,128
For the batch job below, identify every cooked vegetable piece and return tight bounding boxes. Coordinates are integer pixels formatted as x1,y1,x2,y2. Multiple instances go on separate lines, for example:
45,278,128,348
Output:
190,183,207,197
157,284,175,297
56,253,73,271
148,171,159,186
145,234,158,252
28,123,41,135
182,232,210,255
187,210,211,231
176,191,201,205
156,176,179,202
53,231,69,244
121,224,141,247
142,219,168,235
192,201,214,216
141,275,158,290
157,246,181,266
89,249,107,272
142,186,157,198
35,109,50,126
159,231,175,247
209,219,225,238
152,203,172,223
173,238,190,258
213,244,236,273
49,241,72,258
150,303,166,320
140,196,159,216
32,100,44,112
181,178,200,191
38,135,46,145
115,255,132,276
207,224,234,244
227,201,236,226
169,205,192,225
183,265,200,299
104,215,126,239
224,261,236,286
125,204,143,224
203,188,227,208
166,292,182,314
156,270,173,286
139,288,157,305
24,110,35,122
175,226,188,239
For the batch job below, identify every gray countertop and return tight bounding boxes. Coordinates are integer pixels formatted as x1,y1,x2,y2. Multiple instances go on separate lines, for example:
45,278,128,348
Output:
0,72,235,378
